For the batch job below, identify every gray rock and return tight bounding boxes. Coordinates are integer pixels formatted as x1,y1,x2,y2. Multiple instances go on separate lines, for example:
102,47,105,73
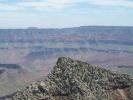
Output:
12,57,133,100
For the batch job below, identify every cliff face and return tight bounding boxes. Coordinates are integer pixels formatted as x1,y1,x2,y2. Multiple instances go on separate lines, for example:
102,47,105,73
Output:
12,57,133,100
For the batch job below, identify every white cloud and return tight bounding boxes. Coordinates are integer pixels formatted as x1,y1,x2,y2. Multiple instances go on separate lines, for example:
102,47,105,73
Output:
16,0,133,10
0,0,133,12
15,0,84,10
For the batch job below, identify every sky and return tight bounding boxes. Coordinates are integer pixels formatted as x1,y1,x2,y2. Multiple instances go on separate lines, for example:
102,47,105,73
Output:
0,0,133,28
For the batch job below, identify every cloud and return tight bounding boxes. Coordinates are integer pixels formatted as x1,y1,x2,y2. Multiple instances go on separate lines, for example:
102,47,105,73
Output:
0,0,77,11
0,0,133,12
15,0,84,11
17,0,133,10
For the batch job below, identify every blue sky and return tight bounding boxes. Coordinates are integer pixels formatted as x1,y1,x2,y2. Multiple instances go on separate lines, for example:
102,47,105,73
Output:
0,0,133,28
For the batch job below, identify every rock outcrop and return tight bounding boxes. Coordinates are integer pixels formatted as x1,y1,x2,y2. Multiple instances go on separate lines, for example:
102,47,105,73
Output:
12,57,133,100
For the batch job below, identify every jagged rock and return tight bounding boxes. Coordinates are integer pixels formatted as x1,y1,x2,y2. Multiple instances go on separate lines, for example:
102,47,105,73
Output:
12,57,133,100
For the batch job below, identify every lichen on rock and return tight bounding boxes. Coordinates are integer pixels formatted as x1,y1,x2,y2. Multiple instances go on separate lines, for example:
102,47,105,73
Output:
12,57,133,100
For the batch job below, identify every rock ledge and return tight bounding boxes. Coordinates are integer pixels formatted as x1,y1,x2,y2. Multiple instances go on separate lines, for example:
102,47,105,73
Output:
13,57,133,100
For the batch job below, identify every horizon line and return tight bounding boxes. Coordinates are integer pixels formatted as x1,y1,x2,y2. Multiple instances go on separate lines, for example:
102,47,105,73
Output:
0,25,133,29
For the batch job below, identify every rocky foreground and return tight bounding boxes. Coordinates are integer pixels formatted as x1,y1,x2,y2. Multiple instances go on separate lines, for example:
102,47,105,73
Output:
12,57,133,100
